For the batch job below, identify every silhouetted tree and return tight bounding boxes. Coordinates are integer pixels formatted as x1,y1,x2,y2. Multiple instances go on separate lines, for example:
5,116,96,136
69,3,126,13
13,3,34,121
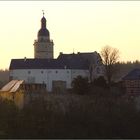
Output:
101,45,119,87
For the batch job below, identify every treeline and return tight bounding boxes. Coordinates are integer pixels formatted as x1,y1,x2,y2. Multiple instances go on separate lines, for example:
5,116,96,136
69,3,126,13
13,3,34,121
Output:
112,60,140,82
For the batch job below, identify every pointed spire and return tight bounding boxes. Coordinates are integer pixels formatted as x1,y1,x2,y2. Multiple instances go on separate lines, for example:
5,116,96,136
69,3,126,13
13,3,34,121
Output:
38,11,50,37
41,10,46,29
42,10,45,17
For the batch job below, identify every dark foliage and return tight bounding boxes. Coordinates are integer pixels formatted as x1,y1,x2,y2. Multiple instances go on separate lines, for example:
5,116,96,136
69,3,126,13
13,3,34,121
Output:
0,93,140,138
93,76,107,88
0,99,18,138
71,75,90,95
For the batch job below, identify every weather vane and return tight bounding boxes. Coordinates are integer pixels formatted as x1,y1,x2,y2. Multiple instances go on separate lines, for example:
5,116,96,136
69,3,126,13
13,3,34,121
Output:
42,10,45,16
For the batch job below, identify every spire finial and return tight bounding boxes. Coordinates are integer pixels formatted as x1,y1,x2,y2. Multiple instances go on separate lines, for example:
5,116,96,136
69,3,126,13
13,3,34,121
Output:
73,48,75,54
42,10,45,17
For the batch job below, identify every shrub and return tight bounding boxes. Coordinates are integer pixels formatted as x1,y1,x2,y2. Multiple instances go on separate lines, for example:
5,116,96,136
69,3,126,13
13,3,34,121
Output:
93,76,107,88
71,76,90,95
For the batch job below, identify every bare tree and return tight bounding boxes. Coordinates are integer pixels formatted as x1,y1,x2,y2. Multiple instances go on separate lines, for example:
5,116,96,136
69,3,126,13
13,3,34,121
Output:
101,45,119,86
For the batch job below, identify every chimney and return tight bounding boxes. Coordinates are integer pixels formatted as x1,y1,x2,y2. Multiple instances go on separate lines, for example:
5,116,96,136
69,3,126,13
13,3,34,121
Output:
24,57,26,62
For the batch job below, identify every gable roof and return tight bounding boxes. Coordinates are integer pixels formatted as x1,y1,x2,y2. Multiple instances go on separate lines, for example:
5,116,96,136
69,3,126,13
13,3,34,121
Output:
57,52,100,64
9,57,89,70
9,52,102,70
122,68,140,80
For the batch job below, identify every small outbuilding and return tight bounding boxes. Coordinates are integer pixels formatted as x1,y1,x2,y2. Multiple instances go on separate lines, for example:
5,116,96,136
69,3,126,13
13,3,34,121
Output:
0,80,46,109
122,68,140,96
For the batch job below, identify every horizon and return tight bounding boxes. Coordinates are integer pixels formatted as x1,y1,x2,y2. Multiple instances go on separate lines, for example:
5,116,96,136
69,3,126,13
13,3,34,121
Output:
1,1,140,69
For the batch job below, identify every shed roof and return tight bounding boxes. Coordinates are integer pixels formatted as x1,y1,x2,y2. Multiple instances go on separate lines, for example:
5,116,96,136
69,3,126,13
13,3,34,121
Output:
0,80,24,93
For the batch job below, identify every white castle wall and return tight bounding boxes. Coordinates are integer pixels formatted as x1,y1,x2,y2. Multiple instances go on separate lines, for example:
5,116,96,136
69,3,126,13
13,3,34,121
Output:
10,69,89,92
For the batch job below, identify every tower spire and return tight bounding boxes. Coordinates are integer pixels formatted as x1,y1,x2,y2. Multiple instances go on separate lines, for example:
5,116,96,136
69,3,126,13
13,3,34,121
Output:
42,10,45,17
34,12,54,59
41,10,46,29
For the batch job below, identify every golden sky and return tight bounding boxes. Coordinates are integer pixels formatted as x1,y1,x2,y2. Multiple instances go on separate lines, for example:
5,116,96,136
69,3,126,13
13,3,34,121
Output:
1,1,140,69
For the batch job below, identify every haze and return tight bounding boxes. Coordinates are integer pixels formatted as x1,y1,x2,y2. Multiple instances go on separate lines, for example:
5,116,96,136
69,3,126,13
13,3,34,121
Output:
0,1,140,69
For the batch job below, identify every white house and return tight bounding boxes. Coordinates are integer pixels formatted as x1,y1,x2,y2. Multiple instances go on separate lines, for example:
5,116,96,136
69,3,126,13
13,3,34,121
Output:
9,13,104,92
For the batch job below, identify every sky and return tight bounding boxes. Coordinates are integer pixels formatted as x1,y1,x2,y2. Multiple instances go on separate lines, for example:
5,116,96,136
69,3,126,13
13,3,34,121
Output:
1,1,140,69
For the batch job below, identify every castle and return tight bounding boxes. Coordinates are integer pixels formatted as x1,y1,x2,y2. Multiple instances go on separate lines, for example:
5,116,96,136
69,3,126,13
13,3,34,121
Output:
9,13,104,92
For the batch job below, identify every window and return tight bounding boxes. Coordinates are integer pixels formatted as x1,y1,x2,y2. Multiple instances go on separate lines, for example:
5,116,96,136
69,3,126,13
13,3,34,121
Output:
28,71,31,74
40,38,43,41
41,71,44,74
96,67,100,74
56,71,58,73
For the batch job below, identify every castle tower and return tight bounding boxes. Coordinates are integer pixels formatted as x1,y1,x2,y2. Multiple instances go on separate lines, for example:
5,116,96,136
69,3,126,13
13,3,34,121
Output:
34,12,54,59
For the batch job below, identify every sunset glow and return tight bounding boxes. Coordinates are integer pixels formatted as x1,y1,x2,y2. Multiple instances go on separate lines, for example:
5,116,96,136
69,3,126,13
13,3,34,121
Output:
1,1,140,69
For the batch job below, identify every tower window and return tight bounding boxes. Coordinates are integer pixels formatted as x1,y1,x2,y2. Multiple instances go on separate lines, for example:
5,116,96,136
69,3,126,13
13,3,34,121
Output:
40,38,44,41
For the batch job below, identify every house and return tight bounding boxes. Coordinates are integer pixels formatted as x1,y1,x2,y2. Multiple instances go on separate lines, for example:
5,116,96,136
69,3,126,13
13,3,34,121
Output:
122,68,140,96
9,52,104,92
9,13,104,92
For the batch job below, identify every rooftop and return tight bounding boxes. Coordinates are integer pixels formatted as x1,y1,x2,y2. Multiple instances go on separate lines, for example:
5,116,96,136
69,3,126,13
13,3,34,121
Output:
122,68,140,80
9,52,101,70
